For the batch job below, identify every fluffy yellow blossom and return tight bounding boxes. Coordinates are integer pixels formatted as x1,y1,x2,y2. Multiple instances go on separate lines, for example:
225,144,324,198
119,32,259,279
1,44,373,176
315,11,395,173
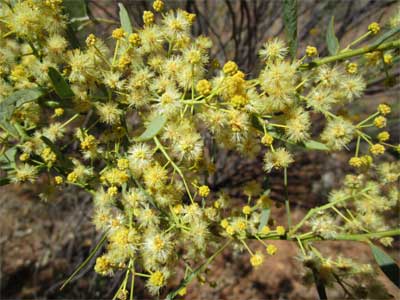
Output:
260,226,271,235
368,22,380,34
223,61,238,75
41,147,57,165
374,116,386,128
261,133,274,146
377,131,390,142
81,135,97,151
19,153,29,162
266,244,278,255
149,271,165,287
177,287,187,296
378,104,391,115
94,256,112,276
198,185,210,197
276,226,285,235
67,171,78,183
370,144,385,156
143,11,155,26
250,252,264,267
128,33,141,46
54,176,63,185
226,225,235,235
306,45,318,57
54,108,64,116
153,0,164,12
346,63,358,74
220,219,229,229
242,205,252,215
183,11,196,24
383,53,393,65
230,94,248,108
107,186,118,196
349,157,362,168
117,158,129,170
196,79,212,96
112,28,126,40
86,34,97,47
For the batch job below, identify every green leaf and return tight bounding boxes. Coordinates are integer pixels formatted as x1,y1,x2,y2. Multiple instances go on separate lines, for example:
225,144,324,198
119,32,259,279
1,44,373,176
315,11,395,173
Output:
0,146,17,167
134,115,167,142
61,231,108,290
118,3,133,35
48,67,74,99
370,244,400,288
1,88,44,112
63,0,88,21
40,136,73,171
258,208,271,232
304,140,329,151
283,0,298,59
0,88,44,136
326,16,339,55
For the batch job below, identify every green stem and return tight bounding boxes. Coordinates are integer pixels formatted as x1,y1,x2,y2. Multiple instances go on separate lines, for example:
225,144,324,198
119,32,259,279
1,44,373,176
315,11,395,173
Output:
289,187,371,235
300,40,400,70
153,137,194,203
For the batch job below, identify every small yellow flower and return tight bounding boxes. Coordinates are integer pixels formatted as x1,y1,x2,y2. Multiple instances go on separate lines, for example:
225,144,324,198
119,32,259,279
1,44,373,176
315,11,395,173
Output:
112,28,126,40
260,226,271,235
305,45,318,57
230,94,248,108
276,225,285,236
41,147,57,165
117,158,129,170
177,287,187,296
370,144,385,156
196,79,212,96
250,252,264,267
242,205,252,215
368,22,380,34
149,271,165,287
107,186,118,196
346,63,358,74
152,0,164,12
383,53,393,65
226,225,235,235
54,176,63,185
349,157,362,168
143,11,155,26
54,108,64,116
378,104,391,115
172,204,183,214
67,171,78,183
81,135,97,151
266,244,278,255
223,61,238,75
128,33,141,47
19,153,29,162
373,116,386,128
183,11,196,24
360,155,372,167
261,133,274,146
198,185,210,197
86,34,97,47
220,219,229,229
377,131,390,142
